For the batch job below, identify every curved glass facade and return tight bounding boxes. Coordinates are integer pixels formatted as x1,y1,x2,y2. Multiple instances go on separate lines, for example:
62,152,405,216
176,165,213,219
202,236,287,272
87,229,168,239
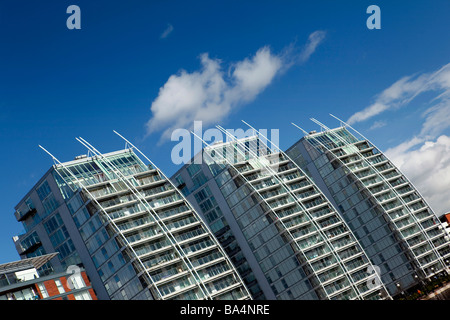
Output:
197,136,388,300
287,125,450,296
53,149,251,300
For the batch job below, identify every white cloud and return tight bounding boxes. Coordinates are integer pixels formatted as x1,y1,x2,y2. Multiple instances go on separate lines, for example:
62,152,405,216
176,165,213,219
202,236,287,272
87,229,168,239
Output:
146,31,327,142
160,24,174,39
386,135,450,215
369,120,387,130
420,98,450,138
348,63,450,125
146,48,281,142
384,136,425,167
359,63,450,216
298,30,327,63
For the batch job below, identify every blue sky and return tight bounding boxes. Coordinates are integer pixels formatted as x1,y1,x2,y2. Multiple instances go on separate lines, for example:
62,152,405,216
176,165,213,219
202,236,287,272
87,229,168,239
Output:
1,0,450,264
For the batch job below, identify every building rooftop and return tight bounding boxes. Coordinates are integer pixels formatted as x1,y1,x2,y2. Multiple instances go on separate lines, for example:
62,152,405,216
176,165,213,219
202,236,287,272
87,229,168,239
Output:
0,253,58,275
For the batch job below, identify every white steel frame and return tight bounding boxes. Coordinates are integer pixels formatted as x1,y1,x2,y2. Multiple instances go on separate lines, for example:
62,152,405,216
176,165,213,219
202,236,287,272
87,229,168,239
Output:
38,145,166,300
74,137,213,300
238,122,391,300
111,131,253,300
293,118,448,279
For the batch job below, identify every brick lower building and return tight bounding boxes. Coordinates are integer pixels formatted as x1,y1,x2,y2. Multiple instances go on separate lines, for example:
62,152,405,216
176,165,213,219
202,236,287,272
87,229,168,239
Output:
0,253,97,300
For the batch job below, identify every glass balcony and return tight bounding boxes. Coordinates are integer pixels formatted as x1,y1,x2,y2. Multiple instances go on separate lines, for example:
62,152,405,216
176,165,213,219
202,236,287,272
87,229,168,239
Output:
317,266,343,283
214,287,248,300
376,191,396,203
198,261,231,281
401,225,422,239
141,184,174,198
109,203,147,220
136,174,163,187
331,235,354,249
311,256,338,272
413,243,433,257
296,234,322,250
278,205,303,219
159,275,197,298
15,207,37,222
324,225,347,239
175,227,207,243
390,177,408,187
363,176,383,188
310,207,334,219
369,183,389,195
283,214,309,228
151,263,186,283
183,239,216,255
133,239,172,257
303,197,326,210
126,226,162,244
396,216,416,229
344,256,367,271
270,197,296,209
142,252,178,270
337,246,360,261
305,244,331,260
383,170,400,180
165,215,197,231
150,194,183,209
295,189,319,200
317,216,340,229
325,278,350,296
158,205,191,219
253,178,278,191
291,224,316,239
116,214,154,232
418,252,439,266
207,275,238,296
408,234,427,248
279,172,302,182
191,251,223,268
261,189,283,200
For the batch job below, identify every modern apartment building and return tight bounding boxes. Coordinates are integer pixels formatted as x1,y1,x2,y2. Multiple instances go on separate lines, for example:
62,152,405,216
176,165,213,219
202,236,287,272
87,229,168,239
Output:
286,120,450,296
172,133,389,300
172,149,270,300
12,139,251,300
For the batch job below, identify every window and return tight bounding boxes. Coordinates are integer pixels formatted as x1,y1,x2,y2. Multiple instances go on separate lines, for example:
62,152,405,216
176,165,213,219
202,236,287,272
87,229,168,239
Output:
42,194,59,214
56,239,75,259
25,197,35,210
175,175,184,186
192,172,207,188
37,181,52,201
194,187,211,203
67,194,84,214
37,283,49,298
55,280,65,294
187,164,201,177
44,213,63,234
74,291,92,300
68,274,86,290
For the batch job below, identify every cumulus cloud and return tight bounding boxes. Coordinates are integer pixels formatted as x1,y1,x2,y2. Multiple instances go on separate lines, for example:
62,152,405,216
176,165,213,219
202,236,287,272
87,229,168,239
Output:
146,47,281,141
386,135,450,215
384,98,450,216
348,63,450,125
160,24,174,39
146,31,327,142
